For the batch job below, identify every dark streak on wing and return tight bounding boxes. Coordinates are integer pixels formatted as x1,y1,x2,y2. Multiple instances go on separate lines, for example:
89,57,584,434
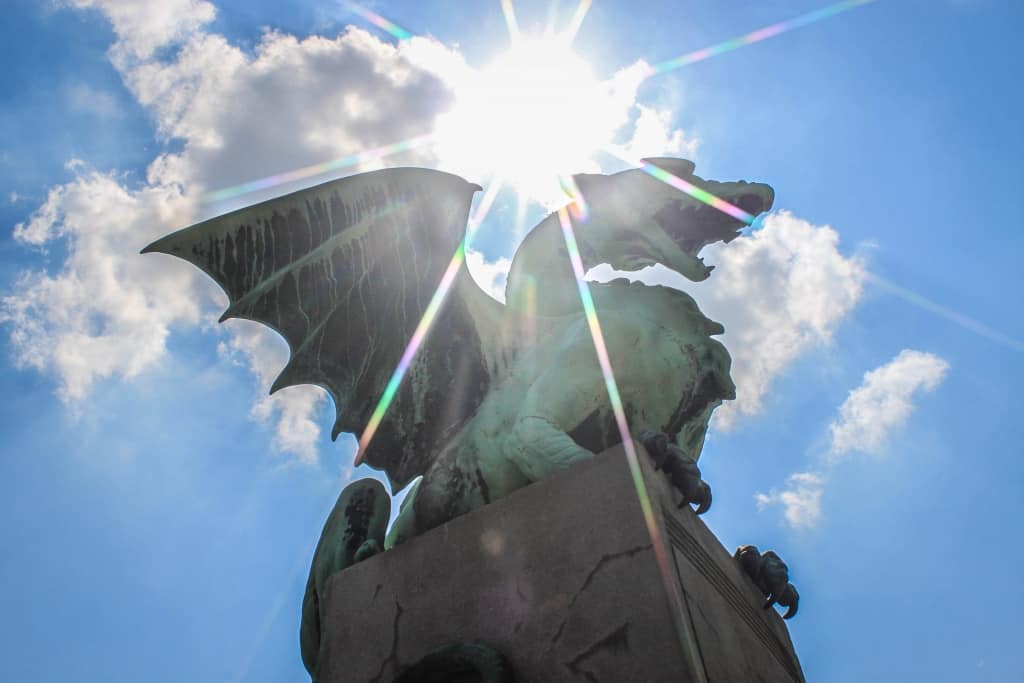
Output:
143,168,494,488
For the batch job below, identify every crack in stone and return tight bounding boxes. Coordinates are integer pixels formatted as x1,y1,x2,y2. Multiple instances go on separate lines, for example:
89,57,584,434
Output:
564,621,631,682
369,598,404,683
551,544,651,645
515,577,527,602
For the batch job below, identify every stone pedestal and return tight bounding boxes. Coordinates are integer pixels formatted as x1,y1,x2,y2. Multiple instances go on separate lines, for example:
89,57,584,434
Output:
318,442,805,682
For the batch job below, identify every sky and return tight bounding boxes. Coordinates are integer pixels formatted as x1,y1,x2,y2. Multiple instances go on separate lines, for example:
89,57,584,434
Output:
1,0,1022,681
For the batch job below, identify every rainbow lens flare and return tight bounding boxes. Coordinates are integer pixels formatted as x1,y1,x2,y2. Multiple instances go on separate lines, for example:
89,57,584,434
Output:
556,203,705,678
204,135,432,203
354,179,504,465
343,1,413,41
558,173,589,222
500,0,521,42
645,0,876,78
562,0,593,45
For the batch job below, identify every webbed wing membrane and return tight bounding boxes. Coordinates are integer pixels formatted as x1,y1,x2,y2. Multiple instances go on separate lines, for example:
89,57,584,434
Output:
144,168,498,488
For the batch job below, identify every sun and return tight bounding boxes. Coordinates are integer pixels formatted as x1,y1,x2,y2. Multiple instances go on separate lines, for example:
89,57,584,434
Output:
433,36,629,207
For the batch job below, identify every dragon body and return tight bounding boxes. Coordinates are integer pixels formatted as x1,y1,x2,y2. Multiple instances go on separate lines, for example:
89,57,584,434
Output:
143,159,774,678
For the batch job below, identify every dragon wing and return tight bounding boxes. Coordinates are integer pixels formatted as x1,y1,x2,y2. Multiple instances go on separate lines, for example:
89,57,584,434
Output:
144,167,505,489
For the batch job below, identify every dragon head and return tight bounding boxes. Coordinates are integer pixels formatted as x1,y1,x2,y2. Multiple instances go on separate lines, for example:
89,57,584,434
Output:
569,158,774,281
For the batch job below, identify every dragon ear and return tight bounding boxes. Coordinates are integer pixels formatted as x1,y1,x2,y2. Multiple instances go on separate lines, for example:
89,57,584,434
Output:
641,157,696,177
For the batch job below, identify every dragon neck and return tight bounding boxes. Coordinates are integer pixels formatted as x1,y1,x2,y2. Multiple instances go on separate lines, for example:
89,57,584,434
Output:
505,212,586,316
455,260,523,377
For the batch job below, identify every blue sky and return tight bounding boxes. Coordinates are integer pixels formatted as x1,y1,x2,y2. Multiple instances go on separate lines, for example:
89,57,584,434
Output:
1,1,1022,681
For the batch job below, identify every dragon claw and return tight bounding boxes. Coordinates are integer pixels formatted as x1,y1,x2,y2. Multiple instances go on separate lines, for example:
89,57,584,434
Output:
638,431,712,514
780,584,799,619
734,545,800,620
693,480,712,515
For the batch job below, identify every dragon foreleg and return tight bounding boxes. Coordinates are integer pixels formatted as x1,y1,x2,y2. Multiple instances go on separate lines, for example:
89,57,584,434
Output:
301,479,390,681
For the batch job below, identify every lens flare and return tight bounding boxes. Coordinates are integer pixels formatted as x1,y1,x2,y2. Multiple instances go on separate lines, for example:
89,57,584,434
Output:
562,0,593,45
866,272,1024,353
354,180,504,465
500,0,521,43
203,135,432,204
644,0,876,78
343,1,413,41
604,146,757,225
556,203,705,680
434,37,617,207
558,174,589,222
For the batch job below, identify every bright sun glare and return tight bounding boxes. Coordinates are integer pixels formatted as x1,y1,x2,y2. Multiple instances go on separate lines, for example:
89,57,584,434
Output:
434,36,627,207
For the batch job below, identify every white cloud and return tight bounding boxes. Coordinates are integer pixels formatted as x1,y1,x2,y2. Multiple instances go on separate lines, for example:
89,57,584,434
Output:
466,249,512,302
605,60,697,163
829,349,950,458
757,349,949,528
2,172,199,401
691,211,865,427
755,471,825,529
621,104,698,160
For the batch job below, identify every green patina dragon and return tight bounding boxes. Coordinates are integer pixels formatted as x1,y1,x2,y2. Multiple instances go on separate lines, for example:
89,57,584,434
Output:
143,158,774,679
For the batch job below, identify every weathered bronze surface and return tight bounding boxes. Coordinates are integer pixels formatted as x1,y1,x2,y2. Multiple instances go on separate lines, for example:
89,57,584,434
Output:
144,159,775,680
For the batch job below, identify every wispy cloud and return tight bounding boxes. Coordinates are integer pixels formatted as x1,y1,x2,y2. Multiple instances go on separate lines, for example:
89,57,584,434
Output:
755,471,825,529
66,83,122,119
465,249,512,303
65,0,217,62
756,348,949,528
829,348,950,458
620,103,699,161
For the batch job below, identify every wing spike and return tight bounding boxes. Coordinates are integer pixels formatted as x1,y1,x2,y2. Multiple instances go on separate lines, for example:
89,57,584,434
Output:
268,369,294,396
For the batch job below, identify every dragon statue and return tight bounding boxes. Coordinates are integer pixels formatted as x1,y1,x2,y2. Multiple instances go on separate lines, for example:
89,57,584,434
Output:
143,158,775,679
